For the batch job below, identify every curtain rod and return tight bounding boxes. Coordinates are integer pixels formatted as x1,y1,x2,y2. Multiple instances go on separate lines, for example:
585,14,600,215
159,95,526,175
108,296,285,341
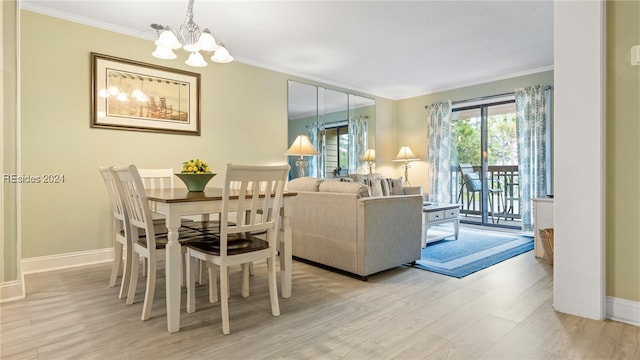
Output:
451,91,514,106
424,85,553,108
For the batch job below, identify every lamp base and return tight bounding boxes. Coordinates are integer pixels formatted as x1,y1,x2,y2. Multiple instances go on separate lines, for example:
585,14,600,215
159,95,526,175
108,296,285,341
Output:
295,158,309,177
403,162,411,185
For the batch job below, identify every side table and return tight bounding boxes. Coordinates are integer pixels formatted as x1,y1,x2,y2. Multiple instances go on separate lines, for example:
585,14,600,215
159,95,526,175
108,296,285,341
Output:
422,203,461,248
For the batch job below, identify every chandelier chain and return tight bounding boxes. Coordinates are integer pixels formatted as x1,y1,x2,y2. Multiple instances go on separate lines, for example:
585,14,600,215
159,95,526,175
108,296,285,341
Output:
180,0,199,35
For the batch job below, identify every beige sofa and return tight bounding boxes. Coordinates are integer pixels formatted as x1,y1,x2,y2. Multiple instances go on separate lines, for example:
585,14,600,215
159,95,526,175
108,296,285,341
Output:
287,177,423,279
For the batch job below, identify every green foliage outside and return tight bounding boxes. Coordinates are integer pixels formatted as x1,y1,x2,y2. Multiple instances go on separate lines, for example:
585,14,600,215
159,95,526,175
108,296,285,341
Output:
339,132,349,170
451,113,517,166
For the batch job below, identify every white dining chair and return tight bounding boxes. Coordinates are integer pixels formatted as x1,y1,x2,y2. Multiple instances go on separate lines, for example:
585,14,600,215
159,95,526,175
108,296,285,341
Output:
99,166,132,299
111,164,203,320
137,167,213,281
138,168,175,189
185,163,290,334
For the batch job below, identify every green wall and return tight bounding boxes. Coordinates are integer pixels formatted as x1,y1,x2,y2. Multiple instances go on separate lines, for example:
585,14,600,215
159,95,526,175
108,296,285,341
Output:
14,10,394,260
606,0,640,302
394,71,554,191
18,10,290,258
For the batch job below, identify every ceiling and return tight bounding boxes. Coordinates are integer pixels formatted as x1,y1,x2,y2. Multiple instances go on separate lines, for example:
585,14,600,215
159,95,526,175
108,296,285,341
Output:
21,0,554,100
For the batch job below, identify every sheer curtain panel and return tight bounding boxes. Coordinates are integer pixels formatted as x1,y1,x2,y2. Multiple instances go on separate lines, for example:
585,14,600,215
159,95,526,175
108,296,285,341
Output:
515,85,549,231
348,115,368,175
427,101,452,203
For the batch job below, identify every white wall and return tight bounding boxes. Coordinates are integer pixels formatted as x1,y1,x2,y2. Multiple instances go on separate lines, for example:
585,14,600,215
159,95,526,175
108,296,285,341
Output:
553,0,606,320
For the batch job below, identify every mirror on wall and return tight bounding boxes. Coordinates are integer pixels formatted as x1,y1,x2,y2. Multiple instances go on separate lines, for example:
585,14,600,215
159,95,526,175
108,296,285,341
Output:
287,80,376,179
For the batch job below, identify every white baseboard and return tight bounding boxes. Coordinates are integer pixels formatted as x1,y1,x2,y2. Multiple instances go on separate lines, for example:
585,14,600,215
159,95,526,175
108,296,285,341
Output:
607,296,640,326
20,248,113,274
1,248,113,302
0,280,25,303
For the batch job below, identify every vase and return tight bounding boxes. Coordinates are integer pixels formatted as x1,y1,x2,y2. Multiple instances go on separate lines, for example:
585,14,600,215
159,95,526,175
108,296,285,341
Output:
174,173,216,192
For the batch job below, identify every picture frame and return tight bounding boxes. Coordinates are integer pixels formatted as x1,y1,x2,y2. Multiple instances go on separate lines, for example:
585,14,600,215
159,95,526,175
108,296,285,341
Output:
91,52,201,136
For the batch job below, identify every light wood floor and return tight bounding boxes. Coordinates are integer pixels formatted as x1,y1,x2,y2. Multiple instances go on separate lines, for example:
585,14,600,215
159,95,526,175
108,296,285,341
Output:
1,252,639,359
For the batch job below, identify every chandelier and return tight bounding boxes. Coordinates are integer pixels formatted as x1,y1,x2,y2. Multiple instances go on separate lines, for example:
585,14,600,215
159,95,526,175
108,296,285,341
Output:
150,0,233,67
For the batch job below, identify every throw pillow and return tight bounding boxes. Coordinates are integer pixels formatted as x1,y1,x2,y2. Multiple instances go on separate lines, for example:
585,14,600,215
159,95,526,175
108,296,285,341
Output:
390,177,404,195
369,178,383,197
380,178,392,196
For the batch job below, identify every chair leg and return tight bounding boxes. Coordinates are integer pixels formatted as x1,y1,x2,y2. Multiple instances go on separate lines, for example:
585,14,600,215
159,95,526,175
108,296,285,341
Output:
198,259,208,285
186,251,197,313
118,244,132,300
141,256,156,321
208,263,218,303
241,263,250,298
489,194,495,223
109,240,122,288
220,265,231,335
126,253,139,305
267,256,280,317
466,191,479,215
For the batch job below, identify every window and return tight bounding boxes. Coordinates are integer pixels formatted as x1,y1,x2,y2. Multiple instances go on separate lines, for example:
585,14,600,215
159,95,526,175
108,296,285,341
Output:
324,124,349,177
451,99,521,228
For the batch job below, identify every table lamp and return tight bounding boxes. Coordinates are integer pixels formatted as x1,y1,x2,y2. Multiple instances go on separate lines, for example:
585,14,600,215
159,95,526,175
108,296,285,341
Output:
284,134,320,177
360,149,376,174
393,146,420,185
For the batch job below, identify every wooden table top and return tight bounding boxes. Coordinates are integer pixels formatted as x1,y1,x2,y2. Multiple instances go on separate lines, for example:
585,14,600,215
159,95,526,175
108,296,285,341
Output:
146,187,297,203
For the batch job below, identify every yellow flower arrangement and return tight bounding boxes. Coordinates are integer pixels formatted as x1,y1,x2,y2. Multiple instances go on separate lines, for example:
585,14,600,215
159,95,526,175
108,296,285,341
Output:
181,158,212,174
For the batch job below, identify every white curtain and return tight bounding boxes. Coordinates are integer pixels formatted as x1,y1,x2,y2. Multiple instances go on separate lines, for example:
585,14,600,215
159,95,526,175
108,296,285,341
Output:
306,123,325,178
348,115,368,174
427,101,452,202
515,85,549,231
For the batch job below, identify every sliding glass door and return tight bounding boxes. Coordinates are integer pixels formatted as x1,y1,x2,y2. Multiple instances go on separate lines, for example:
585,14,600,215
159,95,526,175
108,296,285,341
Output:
451,100,520,228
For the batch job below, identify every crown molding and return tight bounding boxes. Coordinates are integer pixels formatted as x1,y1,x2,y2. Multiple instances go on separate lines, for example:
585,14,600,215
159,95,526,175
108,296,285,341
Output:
20,2,154,41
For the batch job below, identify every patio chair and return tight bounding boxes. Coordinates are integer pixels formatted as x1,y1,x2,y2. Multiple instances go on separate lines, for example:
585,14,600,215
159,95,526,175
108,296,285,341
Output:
457,164,503,222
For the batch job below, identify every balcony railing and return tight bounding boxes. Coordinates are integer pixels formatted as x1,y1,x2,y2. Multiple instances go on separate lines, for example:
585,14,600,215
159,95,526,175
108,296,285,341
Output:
449,165,520,223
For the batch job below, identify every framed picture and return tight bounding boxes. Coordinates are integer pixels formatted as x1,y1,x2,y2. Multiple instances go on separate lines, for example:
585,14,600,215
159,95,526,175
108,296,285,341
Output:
91,52,201,135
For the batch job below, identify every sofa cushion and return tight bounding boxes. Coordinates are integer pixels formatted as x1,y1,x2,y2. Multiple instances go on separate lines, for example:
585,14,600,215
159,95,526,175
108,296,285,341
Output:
287,177,323,192
319,181,369,198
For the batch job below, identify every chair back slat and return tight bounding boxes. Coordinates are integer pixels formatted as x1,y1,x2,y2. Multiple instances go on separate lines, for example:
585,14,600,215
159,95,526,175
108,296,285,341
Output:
99,166,126,224
138,168,174,189
112,165,158,251
219,164,290,256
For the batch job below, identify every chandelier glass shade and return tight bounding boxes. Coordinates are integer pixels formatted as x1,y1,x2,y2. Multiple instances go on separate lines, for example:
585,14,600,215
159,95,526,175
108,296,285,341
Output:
151,0,233,67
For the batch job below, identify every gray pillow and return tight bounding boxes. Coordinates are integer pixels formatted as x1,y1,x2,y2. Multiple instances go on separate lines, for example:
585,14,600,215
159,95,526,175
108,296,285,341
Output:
391,177,404,195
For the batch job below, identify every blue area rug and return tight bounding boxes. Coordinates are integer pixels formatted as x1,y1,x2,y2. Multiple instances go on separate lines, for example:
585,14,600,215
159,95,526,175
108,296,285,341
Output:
414,227,534,278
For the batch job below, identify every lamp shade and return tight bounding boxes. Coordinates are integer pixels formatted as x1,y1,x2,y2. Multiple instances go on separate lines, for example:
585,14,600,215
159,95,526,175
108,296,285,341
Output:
393,146,420,162
211,45,234,63
152,45,177,60
360,149,376,162
284,135,320,157
197,29,220,52
185,51,207,67
155,27,181,49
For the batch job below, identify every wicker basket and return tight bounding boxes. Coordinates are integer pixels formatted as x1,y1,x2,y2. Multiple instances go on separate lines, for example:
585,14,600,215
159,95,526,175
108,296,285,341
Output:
539,228,554,265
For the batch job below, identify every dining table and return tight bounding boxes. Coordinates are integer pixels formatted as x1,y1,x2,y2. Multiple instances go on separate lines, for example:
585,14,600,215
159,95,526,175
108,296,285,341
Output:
146,187,297,333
